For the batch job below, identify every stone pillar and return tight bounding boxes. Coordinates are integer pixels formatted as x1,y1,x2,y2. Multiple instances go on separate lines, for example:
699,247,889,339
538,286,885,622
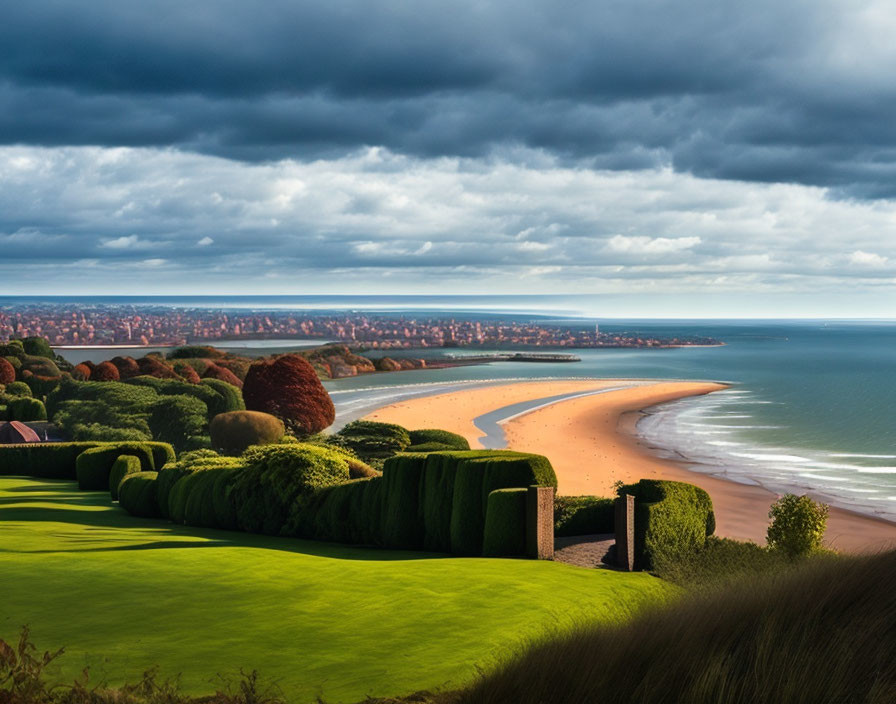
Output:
615,494,635,571
526,485,555,560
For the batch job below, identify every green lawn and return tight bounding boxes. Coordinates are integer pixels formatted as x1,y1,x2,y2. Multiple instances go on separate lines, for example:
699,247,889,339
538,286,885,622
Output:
0,476,675,703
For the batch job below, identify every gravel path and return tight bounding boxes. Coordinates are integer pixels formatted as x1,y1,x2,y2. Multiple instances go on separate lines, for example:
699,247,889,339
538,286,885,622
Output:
553,533,616,568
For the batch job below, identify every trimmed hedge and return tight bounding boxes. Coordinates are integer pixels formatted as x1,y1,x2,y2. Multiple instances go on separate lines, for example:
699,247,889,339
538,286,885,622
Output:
450,452,557,556
5,381,32,397
74,442,175,491
408,429,470,450
406,442,461,453
118,471,160,518
299,477,382,544
482,488,528,557
170,459,246,528
7,397,47,422
0,442,100,479
381,453,428,549
554,495,615,537
210,410,284,454
230,444,350,535
200,378,245,416
109,455,143,500
620,479,716,570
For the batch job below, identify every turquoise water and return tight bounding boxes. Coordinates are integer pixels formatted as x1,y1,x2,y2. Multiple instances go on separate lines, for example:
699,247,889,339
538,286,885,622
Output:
326,320,896,519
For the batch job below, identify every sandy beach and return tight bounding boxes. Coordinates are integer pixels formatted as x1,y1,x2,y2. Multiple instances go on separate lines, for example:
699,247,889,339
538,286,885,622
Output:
364,379,896,554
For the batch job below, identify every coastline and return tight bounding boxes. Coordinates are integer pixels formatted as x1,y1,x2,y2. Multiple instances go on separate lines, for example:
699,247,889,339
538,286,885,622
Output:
363,378,896,554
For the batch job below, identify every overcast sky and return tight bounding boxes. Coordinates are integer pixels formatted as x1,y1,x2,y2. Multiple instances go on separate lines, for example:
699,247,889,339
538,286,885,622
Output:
2,0,895,316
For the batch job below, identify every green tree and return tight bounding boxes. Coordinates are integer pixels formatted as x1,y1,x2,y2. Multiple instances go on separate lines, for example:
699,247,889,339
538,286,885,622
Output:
767,493,829,558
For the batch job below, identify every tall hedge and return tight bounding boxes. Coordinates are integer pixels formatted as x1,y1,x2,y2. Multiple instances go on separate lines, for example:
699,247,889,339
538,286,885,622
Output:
118,471,160,518
109,455,143,500
620,479,716,570
0,442,100,479
380,453,427,549
7,397,47,422
482,488,528,557
74,442,175,491
209,411,284,454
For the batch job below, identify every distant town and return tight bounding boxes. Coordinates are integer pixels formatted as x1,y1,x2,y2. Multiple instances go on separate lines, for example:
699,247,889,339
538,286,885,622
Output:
0,304,722,350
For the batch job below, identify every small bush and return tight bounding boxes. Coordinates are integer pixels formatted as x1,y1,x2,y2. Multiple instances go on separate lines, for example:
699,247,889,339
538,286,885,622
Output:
767,493,829,559
109,454,143,500
554,495,615,537
7,397,47,421
110,356,141,379
92,361,121,381
71,363,92,380
482,488,528,557
408,429,470,450
334,420,412,461
210,410,285,454
118,471,161,518
21,336,54,358
200,378,246,416
5,381,33,397
202,363,244,388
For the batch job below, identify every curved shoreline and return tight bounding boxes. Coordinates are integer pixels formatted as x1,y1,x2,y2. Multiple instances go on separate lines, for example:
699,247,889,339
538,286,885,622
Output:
363,378,896,554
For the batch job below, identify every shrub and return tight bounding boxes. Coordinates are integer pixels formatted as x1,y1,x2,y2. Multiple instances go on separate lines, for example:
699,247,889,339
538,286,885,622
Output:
109,454,143,500
110,356,141,379
381,453,428,549
5,381,31,397
23,373,61,399
619,479,716,570
333,420,412,461
0,340,25,358
0,357,14,385
348,458,379,478
482,488,528,557
300,477,379,543
242,354,335,435
20,356,60,378
182,465,243,530
199,378,245,416
92,361,120,382
118,472,161,518
653,536,794,588
406,441,463,452
202,364,243,388
172,361,201,384
214,357,251,381
7,397,47,422
68,423,151,442
767,493,829,559
408,429,470,450
231,443,349,535
168,345,224,359
71,363,92,380
137,355,180,379
147,395,208,451
209,411,284,454
21,336,54,359
554,496,615,537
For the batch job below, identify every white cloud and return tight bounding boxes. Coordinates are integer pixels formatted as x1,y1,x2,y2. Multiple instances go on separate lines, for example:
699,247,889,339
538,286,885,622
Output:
101,234,142,249
606,235,701,255
849,250,888,267
197,236,214,246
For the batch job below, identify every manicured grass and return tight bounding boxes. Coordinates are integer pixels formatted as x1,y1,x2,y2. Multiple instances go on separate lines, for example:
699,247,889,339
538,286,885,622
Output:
0,476,675,703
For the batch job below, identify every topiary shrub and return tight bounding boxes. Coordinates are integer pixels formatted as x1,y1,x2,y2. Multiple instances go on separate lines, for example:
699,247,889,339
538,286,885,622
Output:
299,477,379,543
20,356,60,378
0,442,100,479
0,341,25,359
109,454,143,500
405,441,461,452
209,410,284,454
0,357,15,385
767,493,829,559
231,443,350,535
333,420,411,462
71,363,92,381
483,488,528,557
4,381,31,397
109,356,141,380
408,429,470,450
554,495,615,537
180,464,245,530
74,442,174,491
348,458,379,479
137,355,180,379
202,364,243,388
92,361,120,382
7,397,46,422
620,479,716,570
155,450,219,519
242,354,335,436
168,346,224,359
199,378,245,416
117,471,160,518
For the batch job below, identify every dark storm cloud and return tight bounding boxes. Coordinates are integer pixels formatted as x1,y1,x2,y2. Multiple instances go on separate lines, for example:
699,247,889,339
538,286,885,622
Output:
2,0,895,196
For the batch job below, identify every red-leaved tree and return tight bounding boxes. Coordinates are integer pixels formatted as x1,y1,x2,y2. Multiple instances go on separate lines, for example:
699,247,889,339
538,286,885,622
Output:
202,363,243,389
0,357,15,385
110,356,141,379
92,361,120,382
242,354,334,435
172,361,201,384
137,356,180,379
71,363,92,381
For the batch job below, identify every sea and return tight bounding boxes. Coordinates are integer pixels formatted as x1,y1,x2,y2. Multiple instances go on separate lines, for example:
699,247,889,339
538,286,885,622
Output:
14,296,894,521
